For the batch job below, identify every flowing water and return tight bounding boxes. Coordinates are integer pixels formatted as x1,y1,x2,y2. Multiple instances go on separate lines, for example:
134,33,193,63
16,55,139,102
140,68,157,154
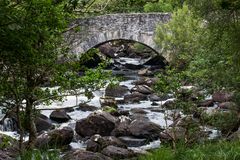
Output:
0,56,220,151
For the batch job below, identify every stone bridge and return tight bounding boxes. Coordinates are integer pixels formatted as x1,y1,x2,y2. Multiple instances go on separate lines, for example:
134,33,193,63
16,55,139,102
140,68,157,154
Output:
65,13,171,60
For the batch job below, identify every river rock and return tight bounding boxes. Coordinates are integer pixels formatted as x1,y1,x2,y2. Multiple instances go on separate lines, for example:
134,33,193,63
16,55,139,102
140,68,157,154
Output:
125,63,144,70
101,145,135,159
143,55,167,67
129,120,163,140
86,135,127,152
227,128,240,141
198,99,214,107
75,111,117,137
131,85,153,95
130,113,149,121
0,150,15,160
111,119,131,137
49,110,71,123
35,114,53,132
100,97,117,108
218,102,237,110
98,43,117,58
63,150,112,160
124,92,148,103
130,108,148,114
149,94,162,101
118,136,147,147
35,127,74,148
133,78,158,87
105,84,129,97
78,103,98,111
162,100,176,109
138,68,153,77
212,91,233,102
159,127,186,143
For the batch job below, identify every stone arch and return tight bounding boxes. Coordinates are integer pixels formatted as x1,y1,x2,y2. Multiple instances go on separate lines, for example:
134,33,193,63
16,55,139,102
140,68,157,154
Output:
65,13,171,61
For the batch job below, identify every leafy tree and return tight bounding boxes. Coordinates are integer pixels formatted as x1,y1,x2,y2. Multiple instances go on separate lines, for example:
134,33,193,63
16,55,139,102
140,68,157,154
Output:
155,4,203,70
0,0,111,150
144,0,174,12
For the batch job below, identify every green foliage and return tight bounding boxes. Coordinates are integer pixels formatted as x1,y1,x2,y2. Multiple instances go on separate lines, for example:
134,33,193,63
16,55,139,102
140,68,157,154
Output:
17,149,61,160
140,140,240,160
144,0,173,12
155,0,240,99
155,4,202,68
201,111,239,135
102,106,117,113
0,134,14,149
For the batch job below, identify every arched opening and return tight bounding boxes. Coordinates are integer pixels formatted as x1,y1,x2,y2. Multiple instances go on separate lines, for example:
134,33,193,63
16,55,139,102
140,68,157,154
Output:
78,39,168,74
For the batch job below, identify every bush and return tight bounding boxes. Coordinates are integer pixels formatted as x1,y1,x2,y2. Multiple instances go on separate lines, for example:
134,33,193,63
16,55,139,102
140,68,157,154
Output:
139,140,240,160
17,149,61,160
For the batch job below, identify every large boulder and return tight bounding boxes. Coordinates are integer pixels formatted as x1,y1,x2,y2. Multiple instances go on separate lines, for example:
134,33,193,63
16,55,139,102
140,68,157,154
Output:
35,114,54,132
111,116,131,137
111,118,131,137
50,110,71,123
131,85,153,95
35,127,74,148
86,135,127,152
63,150,112,160
75,111,117,137
101,145,135,159
124,92,148,103
128,120,163,140
212,91,233,102
105,84,129,97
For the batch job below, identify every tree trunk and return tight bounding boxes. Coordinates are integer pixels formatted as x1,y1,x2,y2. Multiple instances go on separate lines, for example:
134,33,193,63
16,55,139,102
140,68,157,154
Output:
25,98,37,149
16,105,24,152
